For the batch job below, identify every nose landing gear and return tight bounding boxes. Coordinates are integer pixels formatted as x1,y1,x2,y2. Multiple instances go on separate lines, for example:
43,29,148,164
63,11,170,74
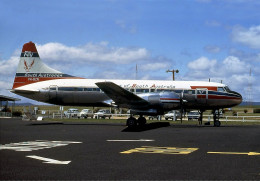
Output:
213,110,221,127
199,109,221,127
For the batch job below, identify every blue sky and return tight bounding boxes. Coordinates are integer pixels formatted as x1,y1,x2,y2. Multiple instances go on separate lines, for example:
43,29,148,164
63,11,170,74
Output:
0,0,260,103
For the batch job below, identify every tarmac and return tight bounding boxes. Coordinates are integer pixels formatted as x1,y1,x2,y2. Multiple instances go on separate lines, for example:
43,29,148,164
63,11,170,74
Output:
0,118,260,180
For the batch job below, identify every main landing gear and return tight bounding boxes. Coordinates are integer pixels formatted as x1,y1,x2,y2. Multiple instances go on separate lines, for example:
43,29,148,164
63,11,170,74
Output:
126,115,146,128
213,110,221,127
198,109,204,125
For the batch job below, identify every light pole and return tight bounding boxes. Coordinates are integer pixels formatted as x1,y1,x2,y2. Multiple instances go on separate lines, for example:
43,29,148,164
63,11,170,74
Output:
166,69,179,80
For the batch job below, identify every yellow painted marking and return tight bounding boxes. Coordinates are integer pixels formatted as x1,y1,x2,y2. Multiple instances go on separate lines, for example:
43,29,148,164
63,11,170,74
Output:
207,152,260,156
121,146,198,155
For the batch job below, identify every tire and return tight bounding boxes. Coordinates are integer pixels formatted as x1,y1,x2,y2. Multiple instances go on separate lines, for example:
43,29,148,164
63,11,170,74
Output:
138,117,146,126
214,121,221,127
127,117,137,127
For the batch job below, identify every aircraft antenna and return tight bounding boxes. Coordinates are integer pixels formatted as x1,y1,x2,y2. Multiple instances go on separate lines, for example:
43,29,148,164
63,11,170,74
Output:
246,68,253,107
135,64,138,80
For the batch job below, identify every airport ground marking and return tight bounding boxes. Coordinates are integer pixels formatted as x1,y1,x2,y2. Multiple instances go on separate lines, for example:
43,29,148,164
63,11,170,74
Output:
0,140,82,152
107,139,154,142
207,151,260,156
26,155,71,164
121,146,198,154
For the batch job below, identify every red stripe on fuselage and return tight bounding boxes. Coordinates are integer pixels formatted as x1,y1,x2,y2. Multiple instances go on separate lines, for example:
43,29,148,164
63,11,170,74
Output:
160,98,180,101
191,86,217,91
12,76,83,89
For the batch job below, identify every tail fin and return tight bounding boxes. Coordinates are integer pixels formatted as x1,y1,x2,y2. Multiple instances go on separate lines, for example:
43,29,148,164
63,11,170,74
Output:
12,41,72,89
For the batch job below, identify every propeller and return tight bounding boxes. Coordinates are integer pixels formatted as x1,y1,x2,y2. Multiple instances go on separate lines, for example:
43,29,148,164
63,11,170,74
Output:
179,90,185,124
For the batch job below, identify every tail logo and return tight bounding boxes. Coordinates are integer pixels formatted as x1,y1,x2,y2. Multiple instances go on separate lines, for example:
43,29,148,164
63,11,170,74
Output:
24,51,33,57
24,59,35,72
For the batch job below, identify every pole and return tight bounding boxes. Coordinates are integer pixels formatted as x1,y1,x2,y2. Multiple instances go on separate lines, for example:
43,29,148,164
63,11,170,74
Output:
166,69,179,81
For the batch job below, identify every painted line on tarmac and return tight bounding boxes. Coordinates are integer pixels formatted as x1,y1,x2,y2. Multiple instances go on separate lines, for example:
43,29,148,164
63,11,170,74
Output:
207,151,260,156
27,155,71,164
121,146,198,154
0,140,82,152
107,139,154,142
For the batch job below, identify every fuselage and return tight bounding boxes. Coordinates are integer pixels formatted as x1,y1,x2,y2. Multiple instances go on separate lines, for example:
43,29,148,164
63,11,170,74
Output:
13,78,242,111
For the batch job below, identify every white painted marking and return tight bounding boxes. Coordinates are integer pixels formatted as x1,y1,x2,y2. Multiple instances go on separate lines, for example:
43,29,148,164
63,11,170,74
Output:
0,140,82,152
37,116,43,121
107,139,154,142
27,155,71,164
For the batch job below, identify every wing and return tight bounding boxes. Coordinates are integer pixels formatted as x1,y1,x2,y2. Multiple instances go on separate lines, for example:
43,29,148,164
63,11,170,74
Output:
96,82,150,109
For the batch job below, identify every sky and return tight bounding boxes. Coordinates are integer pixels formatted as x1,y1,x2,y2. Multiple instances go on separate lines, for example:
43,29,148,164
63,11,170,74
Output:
0,0,260,104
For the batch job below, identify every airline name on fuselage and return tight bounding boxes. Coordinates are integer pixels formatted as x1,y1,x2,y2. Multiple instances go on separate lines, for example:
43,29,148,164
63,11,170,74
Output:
24,73,63,78
121,84,176,89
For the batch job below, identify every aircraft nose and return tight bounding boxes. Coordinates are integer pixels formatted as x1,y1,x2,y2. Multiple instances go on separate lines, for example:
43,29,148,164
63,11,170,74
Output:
233,91,243,105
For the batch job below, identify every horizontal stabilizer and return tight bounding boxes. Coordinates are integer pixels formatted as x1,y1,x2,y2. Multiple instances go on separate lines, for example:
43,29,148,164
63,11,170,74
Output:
10,89,39,94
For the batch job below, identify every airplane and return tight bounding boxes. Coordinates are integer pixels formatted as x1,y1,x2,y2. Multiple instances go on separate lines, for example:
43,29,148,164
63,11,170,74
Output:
11,41,242,127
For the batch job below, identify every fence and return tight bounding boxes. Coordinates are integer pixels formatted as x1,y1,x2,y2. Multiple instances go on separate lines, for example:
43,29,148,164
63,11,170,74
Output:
50,113,260,122
203,115,260,122
0,112,12,117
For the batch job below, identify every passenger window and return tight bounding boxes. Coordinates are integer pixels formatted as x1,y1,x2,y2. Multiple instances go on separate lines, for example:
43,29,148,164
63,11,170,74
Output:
85,88,93,91
150,89,156,92
143,89,149,93
157,89,164,92
136,89,142,93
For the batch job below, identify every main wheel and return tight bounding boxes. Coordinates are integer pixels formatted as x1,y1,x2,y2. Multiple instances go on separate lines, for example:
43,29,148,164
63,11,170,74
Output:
127,117,137,127
138,117,146,127
214,120,221,127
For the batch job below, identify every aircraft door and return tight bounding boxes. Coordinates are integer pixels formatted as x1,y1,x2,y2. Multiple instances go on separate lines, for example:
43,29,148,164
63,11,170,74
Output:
49,85,58,102
195,88,208,104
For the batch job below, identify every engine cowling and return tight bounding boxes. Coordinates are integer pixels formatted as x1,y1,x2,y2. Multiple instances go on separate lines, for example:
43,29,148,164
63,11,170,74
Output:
139,92,181,110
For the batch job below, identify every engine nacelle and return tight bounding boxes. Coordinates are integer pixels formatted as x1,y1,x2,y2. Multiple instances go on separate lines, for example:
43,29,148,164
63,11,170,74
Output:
139,92,181,110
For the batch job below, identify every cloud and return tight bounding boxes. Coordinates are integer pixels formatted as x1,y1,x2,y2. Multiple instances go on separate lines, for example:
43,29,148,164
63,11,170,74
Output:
232,25,260,49
187,56,251,78
229,48,260,63
115,20,137,34
187,57,217,70
0,55,19,76
204,45,221,53
222,56,250,74
37,42,148,64
185,56,259,101
205,20,221,27
140,61,171,71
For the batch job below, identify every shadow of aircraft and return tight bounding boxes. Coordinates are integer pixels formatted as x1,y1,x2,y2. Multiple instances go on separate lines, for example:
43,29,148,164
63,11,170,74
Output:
122,122,170,132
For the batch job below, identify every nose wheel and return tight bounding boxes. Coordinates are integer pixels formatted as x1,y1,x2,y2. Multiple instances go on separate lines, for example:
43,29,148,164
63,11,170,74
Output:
213,110,221,127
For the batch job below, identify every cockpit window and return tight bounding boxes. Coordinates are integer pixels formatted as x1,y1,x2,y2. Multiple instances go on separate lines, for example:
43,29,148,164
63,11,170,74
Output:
224,86,231,92
217,87,225,92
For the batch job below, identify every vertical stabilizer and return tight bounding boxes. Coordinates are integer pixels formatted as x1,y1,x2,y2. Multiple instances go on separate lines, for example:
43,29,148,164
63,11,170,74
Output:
12,41,73,89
